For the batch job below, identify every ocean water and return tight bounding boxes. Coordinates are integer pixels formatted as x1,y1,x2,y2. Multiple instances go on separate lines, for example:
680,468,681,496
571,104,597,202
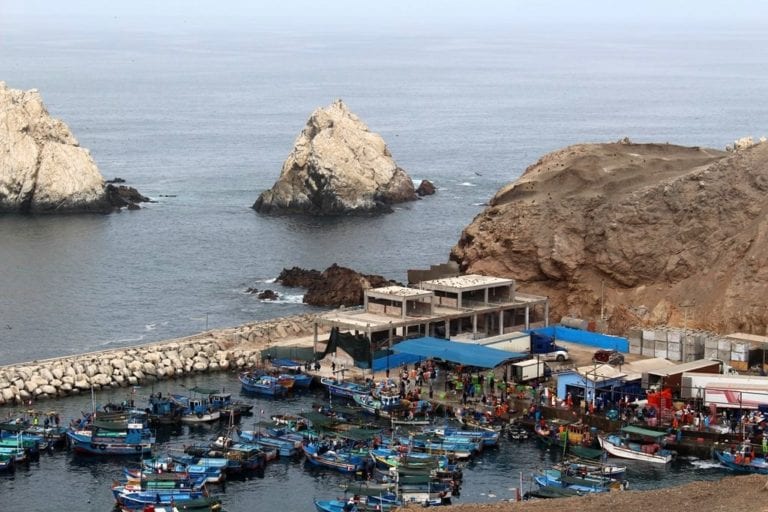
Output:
0,25,767,363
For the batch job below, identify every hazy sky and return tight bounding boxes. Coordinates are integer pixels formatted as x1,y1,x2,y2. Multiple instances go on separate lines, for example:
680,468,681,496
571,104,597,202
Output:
1,0,766,32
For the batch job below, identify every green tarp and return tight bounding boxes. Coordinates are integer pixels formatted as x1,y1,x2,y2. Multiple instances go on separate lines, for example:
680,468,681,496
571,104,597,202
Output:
621,425,666,438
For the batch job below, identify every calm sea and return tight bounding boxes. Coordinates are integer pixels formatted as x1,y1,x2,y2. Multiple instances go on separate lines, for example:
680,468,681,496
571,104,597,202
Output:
0,22,764,509
1,25,767,365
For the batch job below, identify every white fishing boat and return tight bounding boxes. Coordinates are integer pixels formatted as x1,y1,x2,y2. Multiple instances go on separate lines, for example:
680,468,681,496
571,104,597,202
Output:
598,425,673,464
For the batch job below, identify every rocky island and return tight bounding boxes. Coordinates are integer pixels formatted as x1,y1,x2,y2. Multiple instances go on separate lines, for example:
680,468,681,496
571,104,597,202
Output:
0,81,146,213
451,138,768,334
253,99,422,215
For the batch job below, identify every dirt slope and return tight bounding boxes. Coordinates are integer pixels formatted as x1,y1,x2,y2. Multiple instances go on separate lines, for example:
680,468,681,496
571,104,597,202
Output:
451,140,768,334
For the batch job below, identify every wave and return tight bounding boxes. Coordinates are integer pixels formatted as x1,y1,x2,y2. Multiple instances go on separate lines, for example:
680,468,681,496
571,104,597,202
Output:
145,323,157,331
264,294,304,304
96,335,147,347
459,182,477,187
472,202,488,206
686,458,723,469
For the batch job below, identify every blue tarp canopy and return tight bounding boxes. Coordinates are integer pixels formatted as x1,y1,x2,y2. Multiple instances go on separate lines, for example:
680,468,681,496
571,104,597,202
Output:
392,337,522,369
371,352,424,372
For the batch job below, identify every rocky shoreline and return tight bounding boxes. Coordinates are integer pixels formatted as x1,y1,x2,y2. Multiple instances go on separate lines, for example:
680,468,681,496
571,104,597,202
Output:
0,314,323,406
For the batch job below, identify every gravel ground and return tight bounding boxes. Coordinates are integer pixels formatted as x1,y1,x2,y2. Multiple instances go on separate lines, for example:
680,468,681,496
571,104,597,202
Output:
406,474,768,512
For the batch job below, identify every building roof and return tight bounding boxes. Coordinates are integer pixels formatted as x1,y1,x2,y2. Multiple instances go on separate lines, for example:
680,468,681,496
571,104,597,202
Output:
620,357,677,380
725,332,768,345
392,336,520,368
418,274,514,292
575,364,627,381
366,286,433,300
646,359,723,377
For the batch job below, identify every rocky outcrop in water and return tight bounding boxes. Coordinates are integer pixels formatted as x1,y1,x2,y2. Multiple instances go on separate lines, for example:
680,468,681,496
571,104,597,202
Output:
253,100,418,215
451,140,768,334
279,264,402,307
0,82,146,213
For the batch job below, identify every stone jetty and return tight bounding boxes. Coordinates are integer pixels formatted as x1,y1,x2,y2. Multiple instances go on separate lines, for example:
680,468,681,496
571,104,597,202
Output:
0,314,325,406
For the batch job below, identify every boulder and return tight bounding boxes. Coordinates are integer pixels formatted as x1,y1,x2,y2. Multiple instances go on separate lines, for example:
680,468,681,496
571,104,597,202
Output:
253,99,417,215
0,82,146,213
416,179,436,196
292,263,401,307
257,289,279,301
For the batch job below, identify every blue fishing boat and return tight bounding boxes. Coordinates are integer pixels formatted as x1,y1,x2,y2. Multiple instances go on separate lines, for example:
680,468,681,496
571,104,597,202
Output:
714,443,768,474
146,392,184,426
66,420,155,456
424,426,500,448
396,435,477,460
238,372,288,397
271,358,315,388
112,483,218,510
237,430,300,457
169,390,222,423
320,377,371,399
534,468,625,493
302,442,364,474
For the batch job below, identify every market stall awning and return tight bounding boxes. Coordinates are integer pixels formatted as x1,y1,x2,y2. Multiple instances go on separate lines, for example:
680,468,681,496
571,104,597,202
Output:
392,337,523,369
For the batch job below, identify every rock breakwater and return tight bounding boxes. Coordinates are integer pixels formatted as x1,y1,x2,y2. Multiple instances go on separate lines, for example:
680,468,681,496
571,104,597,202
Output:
0,314,323,406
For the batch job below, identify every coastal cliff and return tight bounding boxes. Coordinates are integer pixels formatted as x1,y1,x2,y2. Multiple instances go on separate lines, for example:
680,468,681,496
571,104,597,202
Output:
451,140,768,334
0,82,145,213
253,99,417,215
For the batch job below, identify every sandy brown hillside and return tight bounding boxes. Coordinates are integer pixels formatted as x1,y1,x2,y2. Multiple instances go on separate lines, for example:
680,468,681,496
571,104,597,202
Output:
450,140,768,335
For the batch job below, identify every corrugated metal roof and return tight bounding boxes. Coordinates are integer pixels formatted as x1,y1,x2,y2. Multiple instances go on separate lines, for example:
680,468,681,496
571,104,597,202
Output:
392,336,521,368
646,359,722,377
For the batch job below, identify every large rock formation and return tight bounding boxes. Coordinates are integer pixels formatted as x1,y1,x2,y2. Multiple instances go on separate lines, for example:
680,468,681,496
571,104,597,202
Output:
0,82,144,213
253,100,417,215
279,264,402,307
451,140,768,334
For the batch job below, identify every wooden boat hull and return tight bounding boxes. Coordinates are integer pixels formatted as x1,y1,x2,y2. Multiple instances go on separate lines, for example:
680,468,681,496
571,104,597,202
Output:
714,449,768,474
598,434,672,464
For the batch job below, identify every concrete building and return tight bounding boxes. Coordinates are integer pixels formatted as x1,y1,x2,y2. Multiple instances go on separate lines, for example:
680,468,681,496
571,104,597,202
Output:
313,274,549,354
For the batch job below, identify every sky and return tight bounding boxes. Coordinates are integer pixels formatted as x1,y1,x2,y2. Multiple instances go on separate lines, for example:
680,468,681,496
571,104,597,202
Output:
1,0,766,33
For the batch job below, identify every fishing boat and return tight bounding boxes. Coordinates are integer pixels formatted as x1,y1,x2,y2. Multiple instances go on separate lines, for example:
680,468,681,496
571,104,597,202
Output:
424,426,500,448
553,458,627,480
714,442,768,474
67,420,155,456
169,391,221,424
352,392,403,416
146,393,184,426
193,442,267,473
396,434,478,460
320,377,371,399
112,483,219,510
534,468,625,493
302,442,364,474
209,391,253,420
237,429,300,457
271,358,314,388
598,426,674,464
238,373,289,397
